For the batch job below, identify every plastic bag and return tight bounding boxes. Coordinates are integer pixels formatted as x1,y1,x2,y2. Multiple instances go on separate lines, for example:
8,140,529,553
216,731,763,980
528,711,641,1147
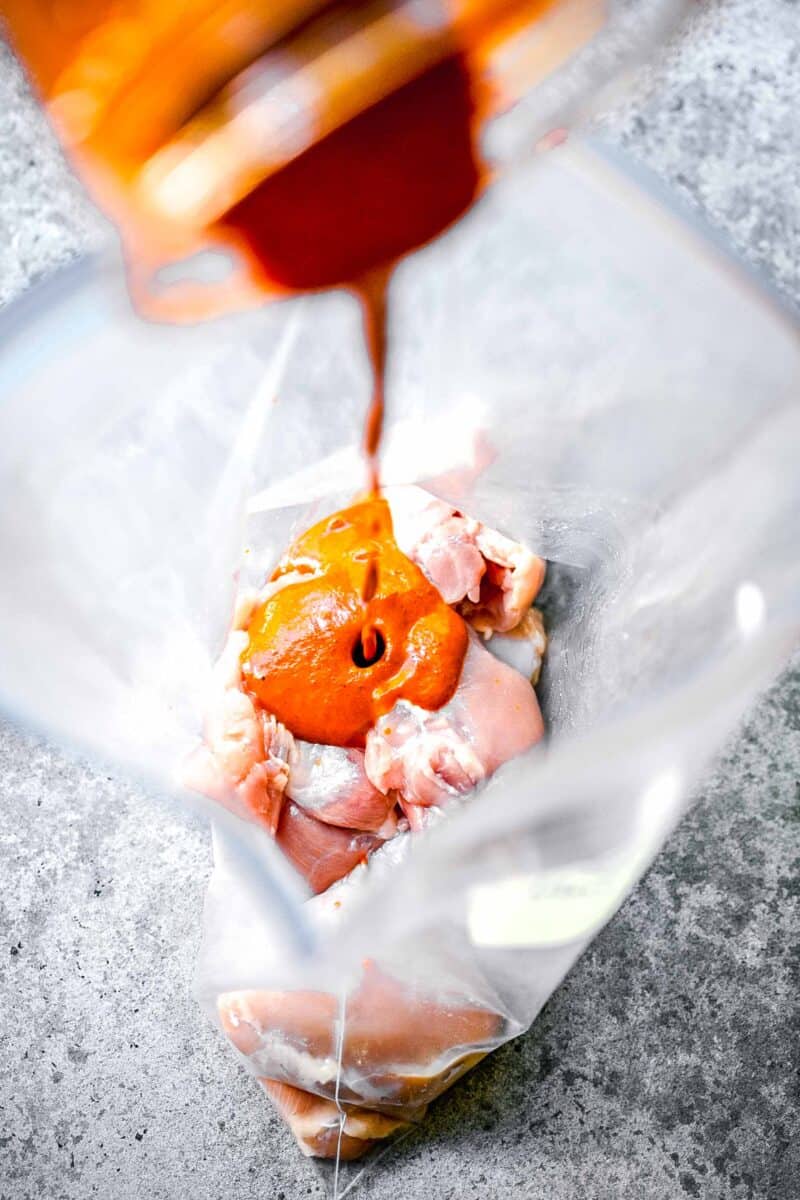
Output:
0,138,798,1184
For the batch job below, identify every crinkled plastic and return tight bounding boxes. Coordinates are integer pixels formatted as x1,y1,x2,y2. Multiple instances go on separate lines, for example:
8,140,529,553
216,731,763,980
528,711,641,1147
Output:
0,139,798,1182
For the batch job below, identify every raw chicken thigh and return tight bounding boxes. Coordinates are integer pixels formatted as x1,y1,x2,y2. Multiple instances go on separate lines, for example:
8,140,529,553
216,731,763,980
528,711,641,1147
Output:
187,487,546,891
219,956,501,1157
385,485,546,634
288,740,395,832
182,630,291,835
365,632,543,824
186,486,547,1158
258,1080,409,1161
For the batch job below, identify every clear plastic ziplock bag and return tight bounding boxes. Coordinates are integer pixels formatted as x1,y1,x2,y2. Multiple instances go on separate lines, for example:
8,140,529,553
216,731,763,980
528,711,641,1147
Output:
1,138,798,1189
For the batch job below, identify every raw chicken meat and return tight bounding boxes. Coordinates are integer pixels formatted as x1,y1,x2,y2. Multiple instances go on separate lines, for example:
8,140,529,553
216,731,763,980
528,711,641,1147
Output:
221,960,500,1079
288,740,396,832
385,485,546,634
181,631,292,834
187,492,546,884
276,801,395,895
365,632,544,818
216,838,506,1158
183,624,396,837
220,959,500,1113
259,1080,411,1160
188,488,547,1158
486,607,548,685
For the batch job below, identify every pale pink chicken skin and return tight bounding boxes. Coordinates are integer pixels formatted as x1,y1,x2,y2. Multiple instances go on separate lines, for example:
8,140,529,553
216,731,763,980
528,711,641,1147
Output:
219,890,504,1159
365,632,544,819
276,801,396,895
259,1080,411,1160
488,607,548,686
385,485,546,634
181,630,292,834
221,961,500,1074
220,960,500,1113
288,740,396,832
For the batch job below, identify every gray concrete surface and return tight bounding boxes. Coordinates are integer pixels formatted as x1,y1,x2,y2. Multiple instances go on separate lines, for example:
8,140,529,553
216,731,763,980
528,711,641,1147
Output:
1,2,798,1197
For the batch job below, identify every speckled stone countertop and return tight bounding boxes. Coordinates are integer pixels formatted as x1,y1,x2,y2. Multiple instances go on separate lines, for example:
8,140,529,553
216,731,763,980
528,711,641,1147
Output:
1,3,798,1198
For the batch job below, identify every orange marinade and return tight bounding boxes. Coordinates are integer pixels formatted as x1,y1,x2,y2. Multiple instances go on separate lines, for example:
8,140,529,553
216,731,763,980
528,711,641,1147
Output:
241,498,468,747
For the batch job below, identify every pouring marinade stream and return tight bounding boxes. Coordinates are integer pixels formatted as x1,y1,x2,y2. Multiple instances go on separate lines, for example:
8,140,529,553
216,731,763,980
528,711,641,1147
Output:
216,51,489,722
218,49,484,484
